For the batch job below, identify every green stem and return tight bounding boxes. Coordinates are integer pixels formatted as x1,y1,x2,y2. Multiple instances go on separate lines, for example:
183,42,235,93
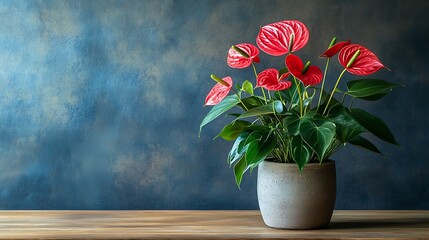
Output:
231,89,248,111
292,77,303,117
278,91,285,105
323,68,347,115
316,58,331,112
252,63,267,104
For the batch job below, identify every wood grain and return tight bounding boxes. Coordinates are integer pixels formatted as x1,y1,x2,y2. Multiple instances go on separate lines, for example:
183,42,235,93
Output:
0,210,428,239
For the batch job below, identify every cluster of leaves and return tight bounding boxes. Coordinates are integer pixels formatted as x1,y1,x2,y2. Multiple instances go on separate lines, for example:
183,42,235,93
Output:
200,20,400,188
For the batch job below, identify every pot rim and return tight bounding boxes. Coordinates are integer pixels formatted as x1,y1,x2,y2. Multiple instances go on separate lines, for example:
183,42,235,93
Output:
263,158,335,169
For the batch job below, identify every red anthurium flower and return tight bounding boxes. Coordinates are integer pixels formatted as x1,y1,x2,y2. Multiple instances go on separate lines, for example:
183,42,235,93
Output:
205,76,233,106
256,20,309,56
227,43,260,69
320,40,351,58
285,54,323,86
257,68,292,91
339,44,384,75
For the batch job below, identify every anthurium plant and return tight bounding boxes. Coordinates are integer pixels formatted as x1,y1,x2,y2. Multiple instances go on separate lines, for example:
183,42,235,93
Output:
200,20,399,188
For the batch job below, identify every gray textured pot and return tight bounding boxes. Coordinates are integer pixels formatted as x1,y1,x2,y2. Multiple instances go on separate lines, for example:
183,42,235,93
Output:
257,160,336,229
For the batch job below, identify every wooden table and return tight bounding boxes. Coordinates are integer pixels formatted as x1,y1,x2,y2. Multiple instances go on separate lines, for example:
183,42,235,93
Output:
0,210,428,239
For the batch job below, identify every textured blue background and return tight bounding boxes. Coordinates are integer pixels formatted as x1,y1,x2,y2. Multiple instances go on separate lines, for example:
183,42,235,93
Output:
0,0,427,209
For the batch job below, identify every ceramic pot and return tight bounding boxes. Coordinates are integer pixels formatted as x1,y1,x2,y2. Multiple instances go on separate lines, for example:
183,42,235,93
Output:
257,160,336,229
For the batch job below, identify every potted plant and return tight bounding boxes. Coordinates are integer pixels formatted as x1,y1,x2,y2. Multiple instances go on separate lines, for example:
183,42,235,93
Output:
199,20,399,229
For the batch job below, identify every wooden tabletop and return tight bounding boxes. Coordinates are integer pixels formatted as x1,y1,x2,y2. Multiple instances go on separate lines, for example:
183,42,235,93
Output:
0,210,428,239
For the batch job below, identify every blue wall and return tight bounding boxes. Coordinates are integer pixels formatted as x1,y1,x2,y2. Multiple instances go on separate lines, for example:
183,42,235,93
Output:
0,0,427,209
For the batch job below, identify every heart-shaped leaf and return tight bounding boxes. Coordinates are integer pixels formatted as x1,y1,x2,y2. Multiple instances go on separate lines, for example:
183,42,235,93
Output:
329,106,365,142
245,133,277,169
283,113,301,136
242,80,254,96
290,136,310,171
300,118,336,161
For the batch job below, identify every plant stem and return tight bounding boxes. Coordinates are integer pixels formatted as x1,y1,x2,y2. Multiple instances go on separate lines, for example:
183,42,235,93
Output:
317,58,331,112
292,76,303,117
323,68,347,115
252,63,267,104
231,89,248,111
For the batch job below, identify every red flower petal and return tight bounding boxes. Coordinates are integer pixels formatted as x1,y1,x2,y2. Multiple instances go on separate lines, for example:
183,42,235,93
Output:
227,43,260,69
256,20,309,56
257,68,292,91
338,44,384,75
264,81,292,91
285,54,323,86
320,40,350,58
204,77,233,106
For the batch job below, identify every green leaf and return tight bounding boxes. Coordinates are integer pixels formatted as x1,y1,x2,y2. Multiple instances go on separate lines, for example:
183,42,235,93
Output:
236,101,281,120
300,118,336,161
242,131,264,149
245,133,277,169
283,114,301,136
199,95,240,135
348,108,399,145
329,106,365,142
242,80,254,96
347,79,399,99
290,136,310,172
244,124,270,132
234,156,247,189
215,120,251,141
228,131,250,165
355,92,390,101
349,135,383,155
240,96,264,110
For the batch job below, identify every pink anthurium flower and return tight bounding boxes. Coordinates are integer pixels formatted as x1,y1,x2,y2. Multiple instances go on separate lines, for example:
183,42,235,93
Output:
204,76,233,106
257,68,292,91
338,44,384,75
256,20,309,56
285,54,323,86
227,43,260,69
320,40,351,58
